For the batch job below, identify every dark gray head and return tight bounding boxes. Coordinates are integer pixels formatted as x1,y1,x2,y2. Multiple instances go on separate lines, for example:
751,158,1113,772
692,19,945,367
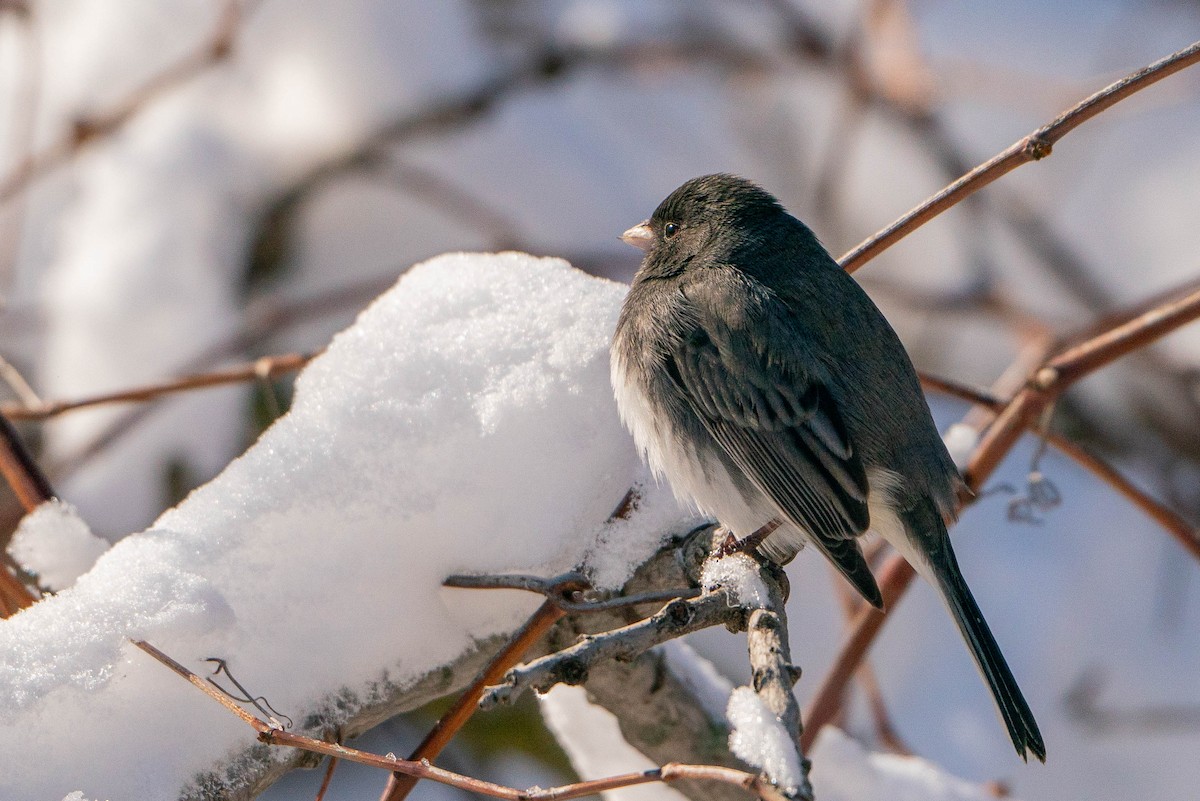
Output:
622,174,820,280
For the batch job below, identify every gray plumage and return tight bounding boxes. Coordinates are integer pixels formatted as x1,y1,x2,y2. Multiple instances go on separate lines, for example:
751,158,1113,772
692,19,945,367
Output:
611,173,1045,762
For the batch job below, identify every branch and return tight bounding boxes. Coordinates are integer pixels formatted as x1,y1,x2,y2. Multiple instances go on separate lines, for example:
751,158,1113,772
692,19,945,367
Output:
482,589,742,709
838,39,1200,272
138,623,789,801
744,561,813,800
0,414,48,613
0,414,53,510
1,352,316,422
443,571,699,613
921,373,1200,561
965,281,1200,488
380,599,568,801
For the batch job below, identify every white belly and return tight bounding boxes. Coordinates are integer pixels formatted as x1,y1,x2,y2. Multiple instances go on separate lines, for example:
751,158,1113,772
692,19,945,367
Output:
611,345,911,563
611,346,775,537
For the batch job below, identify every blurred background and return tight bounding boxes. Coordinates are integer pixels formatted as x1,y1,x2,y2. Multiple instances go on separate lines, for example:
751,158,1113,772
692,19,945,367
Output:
1,1,1198,799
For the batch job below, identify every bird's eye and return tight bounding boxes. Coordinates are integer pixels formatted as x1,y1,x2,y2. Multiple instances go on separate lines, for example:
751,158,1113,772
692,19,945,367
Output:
664,222,679,238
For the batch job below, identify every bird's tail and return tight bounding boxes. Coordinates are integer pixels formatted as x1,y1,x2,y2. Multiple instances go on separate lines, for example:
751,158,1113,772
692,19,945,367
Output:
901,505,1046,763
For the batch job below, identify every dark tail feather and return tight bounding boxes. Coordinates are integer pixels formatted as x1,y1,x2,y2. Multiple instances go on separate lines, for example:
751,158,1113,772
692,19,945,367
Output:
931,537,1046,762
815,536,884,609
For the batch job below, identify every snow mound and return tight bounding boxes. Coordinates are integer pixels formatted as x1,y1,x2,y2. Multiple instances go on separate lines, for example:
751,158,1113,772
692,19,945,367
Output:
0,252,686,800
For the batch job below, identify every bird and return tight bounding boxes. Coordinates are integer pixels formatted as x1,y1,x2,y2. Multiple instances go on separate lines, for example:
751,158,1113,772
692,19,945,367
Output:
610,173,1045,762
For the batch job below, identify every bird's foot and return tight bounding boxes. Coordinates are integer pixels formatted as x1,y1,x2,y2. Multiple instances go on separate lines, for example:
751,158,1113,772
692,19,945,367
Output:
712,519,782,559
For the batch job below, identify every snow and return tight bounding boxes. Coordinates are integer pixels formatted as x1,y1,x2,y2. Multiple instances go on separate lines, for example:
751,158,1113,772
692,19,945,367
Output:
701,552,771,609
7,499,108,591
547,680,1013,801
942,422,981,473
727,686,806,795
541,684,691,801
31,0,497,539
660,639,734,722
0,252,685,800
810,727,1012,801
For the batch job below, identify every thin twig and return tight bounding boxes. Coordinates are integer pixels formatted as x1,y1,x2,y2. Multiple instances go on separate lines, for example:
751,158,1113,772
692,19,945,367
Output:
838,39,1200,272
482,590,742,709
1,352,316,421
315,755,339,801
0,413,53,511
133,640,264,728
921,372,1200,560
443,571,699,613
0,413,47,612
135,638,789,801
0,354,41,407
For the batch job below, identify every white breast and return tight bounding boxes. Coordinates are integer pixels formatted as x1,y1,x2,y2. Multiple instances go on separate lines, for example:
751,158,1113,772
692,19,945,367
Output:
612,344,914,565
610,346,773,538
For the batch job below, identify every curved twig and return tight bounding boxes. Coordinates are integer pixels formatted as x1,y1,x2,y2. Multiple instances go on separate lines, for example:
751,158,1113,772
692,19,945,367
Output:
838,39,1200,272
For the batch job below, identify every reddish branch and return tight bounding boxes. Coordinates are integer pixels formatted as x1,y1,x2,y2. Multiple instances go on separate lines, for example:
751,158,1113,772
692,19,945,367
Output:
920,373,1200,561
0,414,50,613
134,639,790,801
838,39,1200,273
0,352,316,421
380,600,569,801
966,282,1200,487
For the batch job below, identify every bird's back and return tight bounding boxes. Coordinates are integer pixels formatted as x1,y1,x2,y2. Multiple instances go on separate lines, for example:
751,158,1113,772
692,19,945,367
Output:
729,218,962,518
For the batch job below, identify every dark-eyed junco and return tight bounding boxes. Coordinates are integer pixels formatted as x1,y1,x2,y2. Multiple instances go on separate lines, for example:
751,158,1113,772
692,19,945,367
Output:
611,174,1044,762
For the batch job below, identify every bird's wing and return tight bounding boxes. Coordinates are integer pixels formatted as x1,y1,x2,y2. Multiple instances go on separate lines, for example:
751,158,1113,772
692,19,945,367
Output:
667,292,882,606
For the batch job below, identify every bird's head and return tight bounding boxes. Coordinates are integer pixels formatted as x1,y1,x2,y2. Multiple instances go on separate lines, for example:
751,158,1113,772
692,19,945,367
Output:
621,174,789,280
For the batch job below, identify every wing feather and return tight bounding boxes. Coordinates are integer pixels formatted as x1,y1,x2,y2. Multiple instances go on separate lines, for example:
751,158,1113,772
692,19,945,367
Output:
668,308,882,606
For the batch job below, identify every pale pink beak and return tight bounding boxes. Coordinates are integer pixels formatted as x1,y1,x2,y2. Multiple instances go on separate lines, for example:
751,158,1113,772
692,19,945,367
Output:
620,221,654,251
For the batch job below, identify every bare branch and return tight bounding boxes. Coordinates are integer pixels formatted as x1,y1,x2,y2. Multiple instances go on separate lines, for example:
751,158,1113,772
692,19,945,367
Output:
482,589,742,709
838,39,1200,272
1,352,316,422
136,637,790,801
744,562,813,800
966,282,1200,488
922,373,1200,561
0,413,52,511
443,571,699,613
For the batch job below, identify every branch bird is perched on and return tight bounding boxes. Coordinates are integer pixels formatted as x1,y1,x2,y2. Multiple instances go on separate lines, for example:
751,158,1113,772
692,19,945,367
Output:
610,173,1045,762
